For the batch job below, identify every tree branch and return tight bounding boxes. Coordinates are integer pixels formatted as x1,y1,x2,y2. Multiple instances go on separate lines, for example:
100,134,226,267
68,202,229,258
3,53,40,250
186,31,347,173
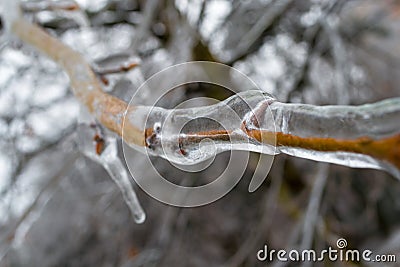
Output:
5,2,400,178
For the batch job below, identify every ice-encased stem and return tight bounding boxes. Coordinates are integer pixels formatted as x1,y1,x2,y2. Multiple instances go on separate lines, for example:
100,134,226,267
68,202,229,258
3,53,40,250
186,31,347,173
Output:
130,91,400,178
268,98,400,178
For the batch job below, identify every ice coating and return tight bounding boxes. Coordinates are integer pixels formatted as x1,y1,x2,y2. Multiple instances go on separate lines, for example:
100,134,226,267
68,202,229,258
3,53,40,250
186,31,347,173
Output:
124,90,277,165
6,0,400,227
125,93,400,178
269,98,400,178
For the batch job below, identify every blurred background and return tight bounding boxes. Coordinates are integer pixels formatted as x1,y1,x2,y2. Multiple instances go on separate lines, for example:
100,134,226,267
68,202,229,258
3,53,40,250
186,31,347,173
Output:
1,0,400,266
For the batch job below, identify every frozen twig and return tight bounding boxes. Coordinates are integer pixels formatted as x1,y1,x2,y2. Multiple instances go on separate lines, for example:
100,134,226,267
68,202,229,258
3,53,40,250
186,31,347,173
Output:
93,56,140,76
93,55,140,86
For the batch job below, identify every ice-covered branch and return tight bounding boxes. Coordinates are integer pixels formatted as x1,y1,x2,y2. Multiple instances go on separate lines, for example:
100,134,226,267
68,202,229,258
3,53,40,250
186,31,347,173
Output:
269,98,400,177
127,91,400,178
4,1,400,181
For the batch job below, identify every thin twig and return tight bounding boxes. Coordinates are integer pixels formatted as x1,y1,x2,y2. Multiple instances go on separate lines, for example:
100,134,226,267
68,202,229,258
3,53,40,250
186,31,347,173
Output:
228,0,295,63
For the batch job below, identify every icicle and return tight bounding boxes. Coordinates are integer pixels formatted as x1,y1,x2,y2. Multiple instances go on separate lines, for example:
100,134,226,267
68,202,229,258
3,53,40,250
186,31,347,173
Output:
98,137,146,223
77,107,145,223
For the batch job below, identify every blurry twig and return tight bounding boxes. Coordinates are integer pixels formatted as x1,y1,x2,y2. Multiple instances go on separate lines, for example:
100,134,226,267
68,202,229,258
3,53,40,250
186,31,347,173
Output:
21,0,79,12
93,57,140,76
196,0,207,30
131,0,161,51
224,158,284,267
271,216,303,267
93,55,140,85
228,0,294,63
299,164,329,267
322,18,350,105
